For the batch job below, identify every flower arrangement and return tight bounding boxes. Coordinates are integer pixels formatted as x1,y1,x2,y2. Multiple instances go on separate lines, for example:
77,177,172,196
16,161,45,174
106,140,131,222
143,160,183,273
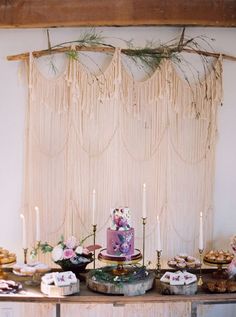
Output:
227,235,236,278
231,235,236,253
34,234,101,274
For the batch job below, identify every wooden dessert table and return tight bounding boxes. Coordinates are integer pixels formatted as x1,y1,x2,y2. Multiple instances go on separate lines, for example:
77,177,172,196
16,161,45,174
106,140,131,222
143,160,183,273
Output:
0,269,236,317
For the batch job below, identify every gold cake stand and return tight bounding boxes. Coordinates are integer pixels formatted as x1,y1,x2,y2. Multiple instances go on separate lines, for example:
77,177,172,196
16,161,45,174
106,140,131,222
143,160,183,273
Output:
98,248,142,275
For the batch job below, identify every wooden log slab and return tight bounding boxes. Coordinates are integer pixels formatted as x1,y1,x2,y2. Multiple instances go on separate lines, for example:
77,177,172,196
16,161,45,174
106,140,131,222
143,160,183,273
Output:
87,269,155,296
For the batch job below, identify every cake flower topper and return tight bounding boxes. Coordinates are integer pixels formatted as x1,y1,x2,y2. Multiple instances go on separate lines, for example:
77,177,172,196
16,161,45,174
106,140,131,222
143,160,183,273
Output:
110,207,131,231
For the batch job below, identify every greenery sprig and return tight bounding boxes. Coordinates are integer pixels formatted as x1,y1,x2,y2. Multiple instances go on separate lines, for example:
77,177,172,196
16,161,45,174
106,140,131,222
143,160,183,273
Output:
90,265,150,286
45,27,216,75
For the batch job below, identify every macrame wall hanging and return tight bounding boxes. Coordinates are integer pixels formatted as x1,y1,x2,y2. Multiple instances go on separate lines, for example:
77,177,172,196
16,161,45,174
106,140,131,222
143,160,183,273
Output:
22,47,222,266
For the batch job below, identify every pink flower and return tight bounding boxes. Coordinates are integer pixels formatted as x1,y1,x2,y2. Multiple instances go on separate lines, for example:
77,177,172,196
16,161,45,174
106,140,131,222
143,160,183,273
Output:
63,248,75,259
65,236,77,249
82,248,90,255
228,257,236,278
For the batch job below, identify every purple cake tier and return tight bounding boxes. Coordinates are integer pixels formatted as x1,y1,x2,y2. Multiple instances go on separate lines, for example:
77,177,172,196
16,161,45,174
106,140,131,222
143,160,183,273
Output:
107,228,134,256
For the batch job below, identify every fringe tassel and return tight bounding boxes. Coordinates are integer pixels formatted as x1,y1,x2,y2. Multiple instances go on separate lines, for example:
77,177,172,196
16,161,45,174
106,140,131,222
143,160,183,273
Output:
23,51,222,266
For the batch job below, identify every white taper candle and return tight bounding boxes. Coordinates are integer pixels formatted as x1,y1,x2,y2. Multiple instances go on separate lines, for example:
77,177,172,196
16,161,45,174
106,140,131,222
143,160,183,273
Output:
142,183,147,218
20,214,27,249
35,206,40,242
92,189,96,225
199,212,204,250
157,215,162,251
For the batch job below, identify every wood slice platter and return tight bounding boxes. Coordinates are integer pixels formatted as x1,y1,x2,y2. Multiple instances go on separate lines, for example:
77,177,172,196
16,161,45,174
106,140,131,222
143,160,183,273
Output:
87,266,155,296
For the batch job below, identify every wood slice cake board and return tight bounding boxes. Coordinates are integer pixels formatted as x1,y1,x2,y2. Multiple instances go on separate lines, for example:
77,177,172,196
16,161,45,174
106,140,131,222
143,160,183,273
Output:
87,270,155,296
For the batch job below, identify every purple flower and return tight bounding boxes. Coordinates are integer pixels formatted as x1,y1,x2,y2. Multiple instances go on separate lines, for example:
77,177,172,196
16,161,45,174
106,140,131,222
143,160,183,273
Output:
63,248,75,259
113,243,119,252
119,242,130,254
118,218,128,228
65,236,77,249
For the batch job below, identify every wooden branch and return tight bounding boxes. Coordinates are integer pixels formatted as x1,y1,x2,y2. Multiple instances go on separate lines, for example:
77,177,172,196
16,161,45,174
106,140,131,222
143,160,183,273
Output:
182,48,236,61
7,46,115,61
7,45,236,62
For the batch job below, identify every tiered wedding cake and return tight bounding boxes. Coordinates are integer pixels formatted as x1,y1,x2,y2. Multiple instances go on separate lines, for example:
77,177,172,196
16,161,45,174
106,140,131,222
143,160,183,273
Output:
106,207,134,256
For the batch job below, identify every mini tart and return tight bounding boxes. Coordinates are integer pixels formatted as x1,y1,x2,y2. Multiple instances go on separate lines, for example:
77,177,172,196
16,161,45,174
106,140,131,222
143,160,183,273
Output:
208,255,216,261
215,280,227,293
187,256,196,262
216,255,224,261
186,261,196,268
176,262,186,269
227,281,236,293
226,255,233,261
0,256,16,264
174,256,185,263
1,249,9,256
168,260,177,267
0,248,16,265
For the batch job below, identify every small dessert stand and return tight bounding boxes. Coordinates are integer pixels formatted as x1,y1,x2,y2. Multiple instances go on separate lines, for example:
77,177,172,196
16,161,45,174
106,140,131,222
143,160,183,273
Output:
13,263,51,286
87,249,155,296
13,270,42,286
0,258,16,279
203,257,231,279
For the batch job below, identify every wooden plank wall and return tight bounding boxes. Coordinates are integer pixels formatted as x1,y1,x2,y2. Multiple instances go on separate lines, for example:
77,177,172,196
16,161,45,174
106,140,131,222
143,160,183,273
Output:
0,0,235,28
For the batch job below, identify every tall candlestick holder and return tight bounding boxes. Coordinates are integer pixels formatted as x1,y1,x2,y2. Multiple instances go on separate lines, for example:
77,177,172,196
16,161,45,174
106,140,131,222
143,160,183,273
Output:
142,217,147,267
23,248,28,264
93,224,97,269
156,250,162,279
198,248,204,286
